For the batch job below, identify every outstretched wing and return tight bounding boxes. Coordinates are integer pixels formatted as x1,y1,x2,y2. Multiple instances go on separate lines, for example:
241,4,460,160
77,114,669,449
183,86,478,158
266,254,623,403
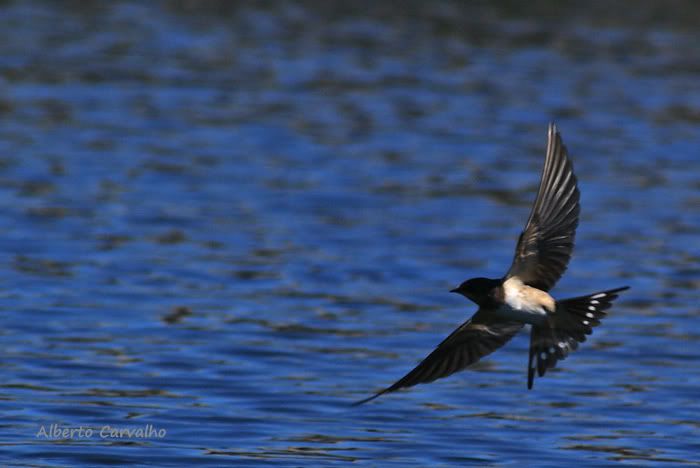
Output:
354,311,523,405
527,286,629,389
505,123,580,292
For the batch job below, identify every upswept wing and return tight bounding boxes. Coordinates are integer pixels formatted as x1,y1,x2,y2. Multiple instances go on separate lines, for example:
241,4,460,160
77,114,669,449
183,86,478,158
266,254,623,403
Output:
505,123,580,292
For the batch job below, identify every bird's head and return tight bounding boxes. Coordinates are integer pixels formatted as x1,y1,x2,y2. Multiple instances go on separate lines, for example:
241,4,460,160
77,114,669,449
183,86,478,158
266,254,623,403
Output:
450,277,499,305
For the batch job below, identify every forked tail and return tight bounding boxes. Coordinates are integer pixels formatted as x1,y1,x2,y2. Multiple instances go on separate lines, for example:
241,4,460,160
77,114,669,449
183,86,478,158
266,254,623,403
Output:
527,286,629,389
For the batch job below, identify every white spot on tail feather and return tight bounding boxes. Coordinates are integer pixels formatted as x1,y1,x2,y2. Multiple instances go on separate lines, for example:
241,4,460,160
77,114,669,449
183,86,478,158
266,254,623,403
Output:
586,312,594,318
588,305,596,311
591,293,607,299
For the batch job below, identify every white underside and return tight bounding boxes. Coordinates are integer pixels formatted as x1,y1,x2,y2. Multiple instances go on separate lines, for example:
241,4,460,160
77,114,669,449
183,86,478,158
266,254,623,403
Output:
495,278,552,326
495,305,548,325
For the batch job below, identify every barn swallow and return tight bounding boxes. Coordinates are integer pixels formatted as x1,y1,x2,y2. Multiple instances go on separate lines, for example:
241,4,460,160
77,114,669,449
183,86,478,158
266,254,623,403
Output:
355,123,629,405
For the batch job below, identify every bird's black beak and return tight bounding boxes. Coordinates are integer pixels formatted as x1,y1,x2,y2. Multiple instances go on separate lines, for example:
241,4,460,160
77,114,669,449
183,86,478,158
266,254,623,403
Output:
450,288,459,294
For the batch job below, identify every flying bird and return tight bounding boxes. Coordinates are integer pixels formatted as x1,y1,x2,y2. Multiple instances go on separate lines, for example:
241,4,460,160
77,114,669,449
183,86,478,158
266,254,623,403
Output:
355,123,628,405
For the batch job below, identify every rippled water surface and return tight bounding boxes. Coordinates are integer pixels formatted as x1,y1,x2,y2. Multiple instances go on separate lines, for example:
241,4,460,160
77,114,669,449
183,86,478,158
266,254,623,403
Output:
1,2,699,466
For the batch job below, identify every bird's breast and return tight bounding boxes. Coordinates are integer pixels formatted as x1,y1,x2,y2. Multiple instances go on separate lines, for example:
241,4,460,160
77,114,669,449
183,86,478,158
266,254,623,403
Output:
495,277,555,325
494,304,548,325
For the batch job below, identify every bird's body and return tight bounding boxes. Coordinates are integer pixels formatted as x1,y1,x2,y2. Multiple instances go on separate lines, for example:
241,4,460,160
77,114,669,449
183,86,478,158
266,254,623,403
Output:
497,277,554,325
355,123,629,405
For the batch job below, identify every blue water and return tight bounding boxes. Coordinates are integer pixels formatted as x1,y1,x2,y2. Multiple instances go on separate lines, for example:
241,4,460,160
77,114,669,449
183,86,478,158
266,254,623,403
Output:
1,2,699,466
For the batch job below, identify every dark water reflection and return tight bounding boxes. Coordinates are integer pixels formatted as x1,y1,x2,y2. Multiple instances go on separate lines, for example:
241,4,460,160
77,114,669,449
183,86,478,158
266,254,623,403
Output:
0,1,699,465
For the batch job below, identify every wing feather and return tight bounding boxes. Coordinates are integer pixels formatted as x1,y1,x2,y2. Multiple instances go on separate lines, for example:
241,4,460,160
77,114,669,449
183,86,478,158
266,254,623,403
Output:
505,123,580,291
354,311,523,405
